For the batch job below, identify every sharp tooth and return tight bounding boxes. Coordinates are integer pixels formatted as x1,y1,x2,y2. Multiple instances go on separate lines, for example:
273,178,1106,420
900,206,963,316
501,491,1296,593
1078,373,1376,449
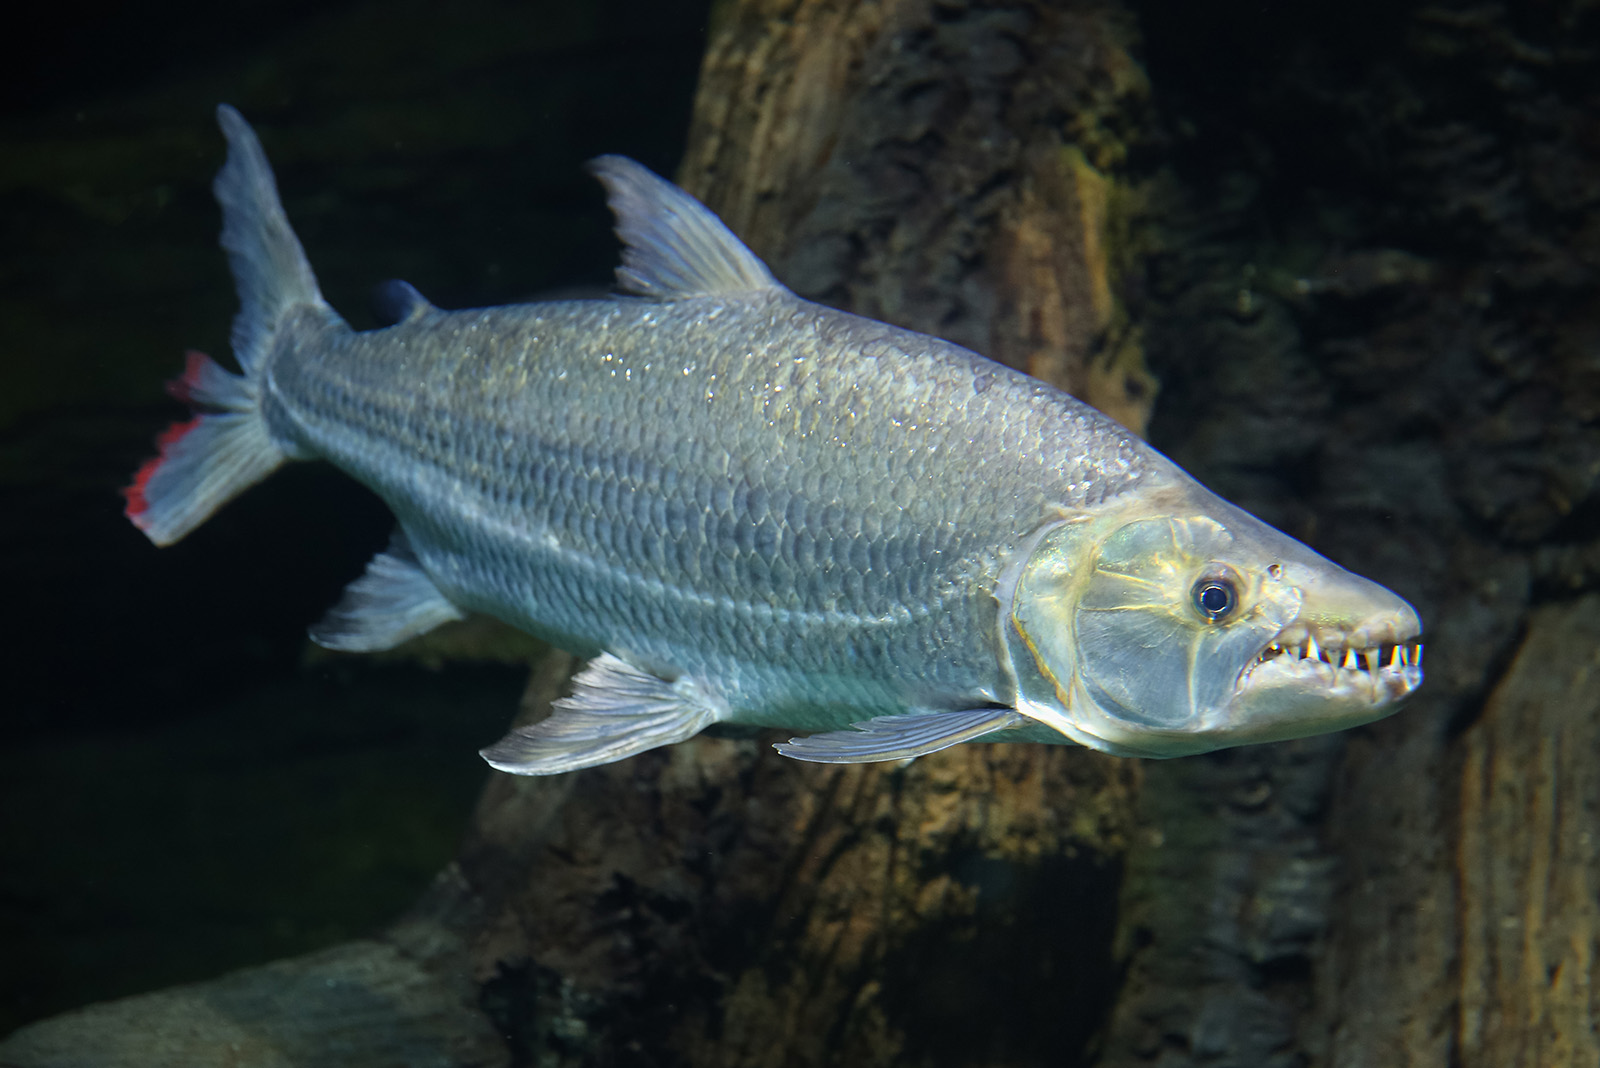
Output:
1401,645,1411,668
1415,643,1424,668
1342,648,1357,670
1388,645,1401,670
1364,648,1378,673
1307,635,1320,662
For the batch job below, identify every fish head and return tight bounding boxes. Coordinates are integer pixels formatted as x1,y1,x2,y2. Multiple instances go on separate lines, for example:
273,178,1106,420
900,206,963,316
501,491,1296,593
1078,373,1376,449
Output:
1008,479,1422,757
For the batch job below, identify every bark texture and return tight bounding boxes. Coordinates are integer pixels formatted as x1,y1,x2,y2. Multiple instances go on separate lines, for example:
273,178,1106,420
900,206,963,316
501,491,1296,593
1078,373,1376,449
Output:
1457,596,1600,1068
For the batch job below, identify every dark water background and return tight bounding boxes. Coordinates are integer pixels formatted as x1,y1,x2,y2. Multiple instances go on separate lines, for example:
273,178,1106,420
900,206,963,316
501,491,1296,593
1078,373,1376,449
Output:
0,0,710,1032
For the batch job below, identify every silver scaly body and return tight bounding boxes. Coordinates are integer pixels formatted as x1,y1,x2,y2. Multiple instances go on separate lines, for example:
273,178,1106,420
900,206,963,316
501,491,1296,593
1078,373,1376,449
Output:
265,294,1149,730
126,107,1422,775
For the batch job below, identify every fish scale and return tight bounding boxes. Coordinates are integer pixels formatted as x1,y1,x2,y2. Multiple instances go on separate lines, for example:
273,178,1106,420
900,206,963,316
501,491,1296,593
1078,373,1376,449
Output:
125,107,1421,773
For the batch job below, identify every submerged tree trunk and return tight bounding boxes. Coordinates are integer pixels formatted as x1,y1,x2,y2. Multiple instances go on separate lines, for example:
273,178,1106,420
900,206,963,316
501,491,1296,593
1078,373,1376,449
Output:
448,10,1161,1064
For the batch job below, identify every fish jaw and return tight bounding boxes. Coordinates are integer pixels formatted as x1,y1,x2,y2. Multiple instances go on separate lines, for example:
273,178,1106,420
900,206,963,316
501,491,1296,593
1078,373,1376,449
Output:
1221,560,1423,748
1005,475,1424,758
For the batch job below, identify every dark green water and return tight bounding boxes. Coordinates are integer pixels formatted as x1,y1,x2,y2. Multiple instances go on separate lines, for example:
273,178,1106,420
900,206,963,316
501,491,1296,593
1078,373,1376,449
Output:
0,0,711,1033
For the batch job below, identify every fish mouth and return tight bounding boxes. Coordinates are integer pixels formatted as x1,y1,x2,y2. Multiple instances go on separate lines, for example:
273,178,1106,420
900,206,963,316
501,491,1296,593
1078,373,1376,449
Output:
1239,624,1424,706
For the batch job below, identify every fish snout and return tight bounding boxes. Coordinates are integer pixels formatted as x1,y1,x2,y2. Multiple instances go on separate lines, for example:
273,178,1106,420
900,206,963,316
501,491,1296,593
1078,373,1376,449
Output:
1275,557,1421,659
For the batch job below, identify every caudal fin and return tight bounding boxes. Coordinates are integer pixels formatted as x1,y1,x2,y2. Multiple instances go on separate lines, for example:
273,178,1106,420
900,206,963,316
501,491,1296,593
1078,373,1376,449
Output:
125,104,337,546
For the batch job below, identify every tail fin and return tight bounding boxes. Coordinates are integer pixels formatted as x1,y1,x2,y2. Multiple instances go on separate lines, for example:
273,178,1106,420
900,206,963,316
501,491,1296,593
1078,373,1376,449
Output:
125,104,334,546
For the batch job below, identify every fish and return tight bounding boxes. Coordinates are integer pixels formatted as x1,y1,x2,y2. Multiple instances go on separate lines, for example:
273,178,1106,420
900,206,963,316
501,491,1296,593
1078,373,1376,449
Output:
124,106,1423,775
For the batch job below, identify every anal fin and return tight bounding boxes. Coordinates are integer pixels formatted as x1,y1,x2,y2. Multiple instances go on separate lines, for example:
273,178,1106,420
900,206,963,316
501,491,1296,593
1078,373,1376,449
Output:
774,707,1027,764
309,530,465,652
481,653,726,775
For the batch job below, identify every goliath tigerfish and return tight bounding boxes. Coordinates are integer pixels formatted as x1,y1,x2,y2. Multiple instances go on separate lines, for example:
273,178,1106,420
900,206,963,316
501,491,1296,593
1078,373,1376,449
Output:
125,106,1423,774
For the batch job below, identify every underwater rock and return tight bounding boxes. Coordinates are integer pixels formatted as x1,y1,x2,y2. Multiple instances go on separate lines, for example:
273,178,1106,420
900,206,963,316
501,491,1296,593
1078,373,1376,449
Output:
0,937,500,1068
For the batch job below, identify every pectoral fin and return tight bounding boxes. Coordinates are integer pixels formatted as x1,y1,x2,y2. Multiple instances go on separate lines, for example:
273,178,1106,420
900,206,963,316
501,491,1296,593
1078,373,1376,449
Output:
774,707,1028,764
309,530,465,652
481,652,726,775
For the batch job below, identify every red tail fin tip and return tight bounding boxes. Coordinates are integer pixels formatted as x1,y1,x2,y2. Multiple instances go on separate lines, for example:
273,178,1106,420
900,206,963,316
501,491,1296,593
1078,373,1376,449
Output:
123,417,201,524
165,350,214,404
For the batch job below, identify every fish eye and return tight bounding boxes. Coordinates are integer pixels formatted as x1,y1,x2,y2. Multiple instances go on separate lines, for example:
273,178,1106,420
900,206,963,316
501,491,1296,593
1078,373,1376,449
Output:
1192,576,1237,622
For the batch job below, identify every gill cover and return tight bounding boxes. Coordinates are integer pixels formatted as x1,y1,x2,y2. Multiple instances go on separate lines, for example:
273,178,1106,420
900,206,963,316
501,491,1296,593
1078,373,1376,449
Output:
1078,516,1302,726
1012,516,1302,749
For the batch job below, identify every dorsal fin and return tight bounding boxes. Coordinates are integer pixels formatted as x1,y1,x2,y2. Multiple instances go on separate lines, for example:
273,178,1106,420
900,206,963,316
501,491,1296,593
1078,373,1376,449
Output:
587,155,780,300
368,279,436,327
